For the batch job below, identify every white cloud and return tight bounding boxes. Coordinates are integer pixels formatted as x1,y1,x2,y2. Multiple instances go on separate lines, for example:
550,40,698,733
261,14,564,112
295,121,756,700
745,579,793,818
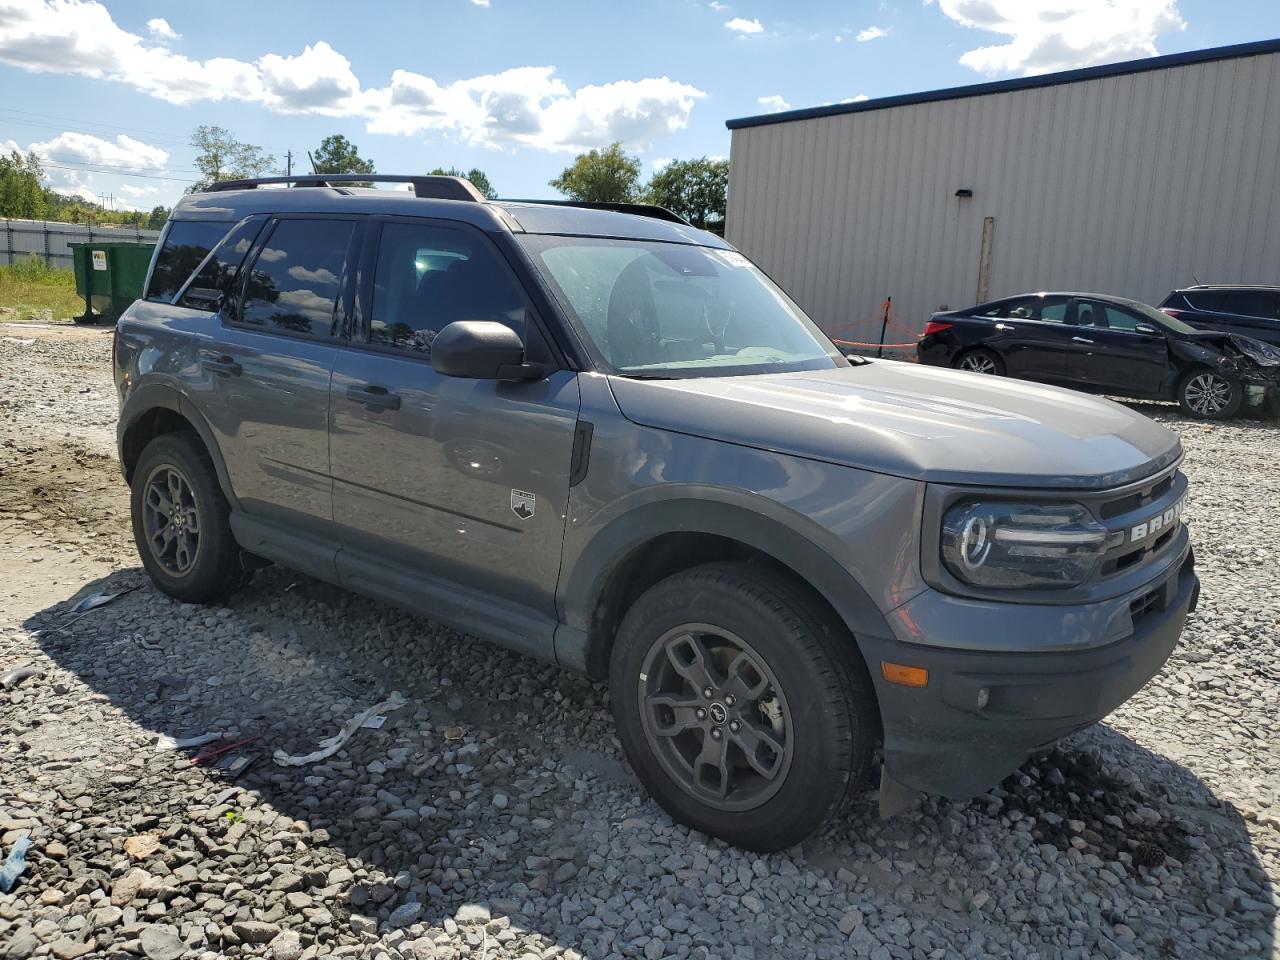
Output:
930,0,1186,76
709,1,728,9
857,25,888,41
0,0,705,153
287,265,339,286
146,17,177,40
841,94,871,103
119,183,162,198
54,184,98,203
2,138,20,154
725,17,764,34
470,0,491,5
28,131,169,171
757,94,791,113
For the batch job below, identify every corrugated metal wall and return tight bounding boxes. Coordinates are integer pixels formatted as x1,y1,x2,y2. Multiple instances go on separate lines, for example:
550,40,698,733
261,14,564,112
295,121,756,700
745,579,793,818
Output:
726,50,1280,346
1,219,161,267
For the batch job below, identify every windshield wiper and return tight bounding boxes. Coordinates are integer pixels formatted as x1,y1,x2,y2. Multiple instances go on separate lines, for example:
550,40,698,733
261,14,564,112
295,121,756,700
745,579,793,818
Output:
615,372,678,380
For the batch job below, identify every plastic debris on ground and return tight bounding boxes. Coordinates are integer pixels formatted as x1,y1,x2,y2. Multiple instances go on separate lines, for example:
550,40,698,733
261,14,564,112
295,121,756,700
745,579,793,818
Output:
154,731,222,752
68,586,137,615
0,837,32,893
273,692,408,767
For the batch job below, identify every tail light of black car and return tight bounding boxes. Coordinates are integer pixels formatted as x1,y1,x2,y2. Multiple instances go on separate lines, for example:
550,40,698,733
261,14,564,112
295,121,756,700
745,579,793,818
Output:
922,320,953,337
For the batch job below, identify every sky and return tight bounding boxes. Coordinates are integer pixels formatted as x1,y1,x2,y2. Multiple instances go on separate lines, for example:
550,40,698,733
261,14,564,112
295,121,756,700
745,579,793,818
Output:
0,0,1277,212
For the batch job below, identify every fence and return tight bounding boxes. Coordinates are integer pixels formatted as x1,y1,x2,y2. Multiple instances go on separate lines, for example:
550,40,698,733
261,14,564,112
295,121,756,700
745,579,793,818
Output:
1,219,162,268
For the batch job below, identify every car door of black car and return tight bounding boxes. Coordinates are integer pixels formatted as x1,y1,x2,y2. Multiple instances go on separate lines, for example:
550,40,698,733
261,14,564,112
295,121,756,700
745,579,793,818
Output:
985,295,1074,381
1067,300,1170,396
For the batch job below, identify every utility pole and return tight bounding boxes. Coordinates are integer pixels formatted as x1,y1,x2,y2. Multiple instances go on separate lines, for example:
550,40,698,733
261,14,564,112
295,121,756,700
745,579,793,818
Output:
307,151,318,174
286,150,292,176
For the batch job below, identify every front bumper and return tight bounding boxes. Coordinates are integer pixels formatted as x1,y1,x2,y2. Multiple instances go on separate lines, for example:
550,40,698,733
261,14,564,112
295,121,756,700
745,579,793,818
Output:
861,548,1198,799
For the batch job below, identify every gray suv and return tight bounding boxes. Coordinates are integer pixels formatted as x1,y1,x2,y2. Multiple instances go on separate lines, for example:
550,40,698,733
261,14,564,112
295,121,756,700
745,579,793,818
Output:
114,174,1199,852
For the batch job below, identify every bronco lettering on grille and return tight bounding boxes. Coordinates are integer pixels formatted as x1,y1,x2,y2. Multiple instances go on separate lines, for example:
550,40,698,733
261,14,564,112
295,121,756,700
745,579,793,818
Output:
1129,497,1185,543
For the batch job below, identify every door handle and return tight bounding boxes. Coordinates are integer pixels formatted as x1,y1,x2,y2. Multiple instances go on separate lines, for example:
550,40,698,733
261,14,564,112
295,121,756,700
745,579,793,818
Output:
994,323,1015,331
202,355,242,377
346,383,402,411
1071,336,1094,344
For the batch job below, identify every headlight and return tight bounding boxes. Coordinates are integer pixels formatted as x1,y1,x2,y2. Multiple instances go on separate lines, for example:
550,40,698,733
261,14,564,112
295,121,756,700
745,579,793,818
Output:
941,501,1107,589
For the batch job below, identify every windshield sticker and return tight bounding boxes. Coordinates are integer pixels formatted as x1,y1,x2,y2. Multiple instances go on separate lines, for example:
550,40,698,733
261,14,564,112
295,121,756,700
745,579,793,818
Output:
714,250,751,269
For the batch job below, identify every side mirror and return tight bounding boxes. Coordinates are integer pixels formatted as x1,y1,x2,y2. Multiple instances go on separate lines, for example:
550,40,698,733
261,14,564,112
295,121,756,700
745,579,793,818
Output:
1134,322,1158,335
430,321,543,380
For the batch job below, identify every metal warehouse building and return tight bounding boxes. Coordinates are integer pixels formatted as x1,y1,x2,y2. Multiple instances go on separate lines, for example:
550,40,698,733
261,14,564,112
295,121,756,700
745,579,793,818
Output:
724,39,1280,347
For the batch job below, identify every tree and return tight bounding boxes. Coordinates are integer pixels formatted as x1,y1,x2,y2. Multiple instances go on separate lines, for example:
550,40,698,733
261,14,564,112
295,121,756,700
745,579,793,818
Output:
645,157,729,230
147,205,171,229
0,150,47,219
429,167,498,200
312,134,375,176
549,142,641,203
189,126,274,192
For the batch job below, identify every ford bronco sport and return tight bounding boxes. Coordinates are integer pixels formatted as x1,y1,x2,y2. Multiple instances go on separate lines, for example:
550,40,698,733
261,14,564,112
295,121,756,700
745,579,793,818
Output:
114,174,1199,852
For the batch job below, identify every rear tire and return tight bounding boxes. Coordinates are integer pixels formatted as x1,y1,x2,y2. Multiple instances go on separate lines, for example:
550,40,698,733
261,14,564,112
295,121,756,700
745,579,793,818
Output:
130,433,244,603
954,348,1004,376
609,562,878,852
1177,368,1241,419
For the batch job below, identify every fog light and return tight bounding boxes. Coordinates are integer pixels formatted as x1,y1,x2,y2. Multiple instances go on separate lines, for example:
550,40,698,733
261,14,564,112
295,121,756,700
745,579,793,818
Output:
882,662,929,688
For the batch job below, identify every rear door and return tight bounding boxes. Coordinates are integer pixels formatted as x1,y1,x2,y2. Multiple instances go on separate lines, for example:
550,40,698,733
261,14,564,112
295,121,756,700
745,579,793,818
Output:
327,218,580,653
1067,300,1170,395
199,216,360,541
984,295,1074,380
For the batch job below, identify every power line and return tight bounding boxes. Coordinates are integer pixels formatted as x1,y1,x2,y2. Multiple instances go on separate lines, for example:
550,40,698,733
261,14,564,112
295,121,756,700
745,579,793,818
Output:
32,153,199,174
0,107,193,147
36,160,197,183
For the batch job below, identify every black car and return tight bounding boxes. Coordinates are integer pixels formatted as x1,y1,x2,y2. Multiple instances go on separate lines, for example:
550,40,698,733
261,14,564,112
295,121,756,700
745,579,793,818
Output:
917,292,1280,419
1158,285,1280,346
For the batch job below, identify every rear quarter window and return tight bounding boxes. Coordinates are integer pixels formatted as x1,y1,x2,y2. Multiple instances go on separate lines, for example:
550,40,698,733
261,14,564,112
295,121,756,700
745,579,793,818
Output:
1219,290,1279,319
145,221,234,303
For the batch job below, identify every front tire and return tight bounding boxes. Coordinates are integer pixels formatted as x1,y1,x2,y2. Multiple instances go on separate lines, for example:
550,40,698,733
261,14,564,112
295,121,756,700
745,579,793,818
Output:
609,563,878,852
130,432,243,603
1177,368,1241,419
954,348,1004,376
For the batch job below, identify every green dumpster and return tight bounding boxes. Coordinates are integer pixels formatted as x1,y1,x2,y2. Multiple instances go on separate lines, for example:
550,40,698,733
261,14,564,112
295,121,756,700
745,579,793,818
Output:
69,240,155,325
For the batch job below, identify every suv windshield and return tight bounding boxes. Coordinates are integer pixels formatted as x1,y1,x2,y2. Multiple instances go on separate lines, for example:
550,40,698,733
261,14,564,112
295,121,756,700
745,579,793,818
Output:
519,235,845,377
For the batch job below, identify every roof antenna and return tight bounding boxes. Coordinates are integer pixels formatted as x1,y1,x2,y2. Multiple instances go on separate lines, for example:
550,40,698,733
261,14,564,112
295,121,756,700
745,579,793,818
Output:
1192,274,1201,286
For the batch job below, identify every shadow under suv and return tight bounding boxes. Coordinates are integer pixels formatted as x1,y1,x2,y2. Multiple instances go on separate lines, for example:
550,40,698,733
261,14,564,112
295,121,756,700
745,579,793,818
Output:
114,174,1199,851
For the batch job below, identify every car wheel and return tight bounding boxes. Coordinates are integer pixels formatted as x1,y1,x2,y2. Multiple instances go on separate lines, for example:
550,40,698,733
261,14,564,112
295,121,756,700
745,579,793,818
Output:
1177,369,1241,419
131,432,244,603
955,348,1004,376
609,562,879,852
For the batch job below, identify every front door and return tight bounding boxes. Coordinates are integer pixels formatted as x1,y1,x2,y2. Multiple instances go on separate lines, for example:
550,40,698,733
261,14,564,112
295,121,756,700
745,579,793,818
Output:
328,219,580,649
1067,299,1170,395
200,216,359,539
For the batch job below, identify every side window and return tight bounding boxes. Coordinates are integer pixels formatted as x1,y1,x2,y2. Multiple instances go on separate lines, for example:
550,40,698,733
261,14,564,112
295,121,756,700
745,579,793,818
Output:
145,221,232,303
1080,303,1139,331
1219,290,1277,319
176,217,267,311
1005,296,1068,322
237,219,354,339
1184,291,1224,312
369,222,529,356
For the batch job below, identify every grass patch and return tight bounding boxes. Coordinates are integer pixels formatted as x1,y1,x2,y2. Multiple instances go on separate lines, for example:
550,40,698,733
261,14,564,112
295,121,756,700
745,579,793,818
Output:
0,256,82,322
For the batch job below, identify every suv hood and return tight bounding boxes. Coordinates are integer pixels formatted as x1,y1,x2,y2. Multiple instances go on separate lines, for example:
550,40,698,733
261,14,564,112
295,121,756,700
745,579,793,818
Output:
607,362,1181,489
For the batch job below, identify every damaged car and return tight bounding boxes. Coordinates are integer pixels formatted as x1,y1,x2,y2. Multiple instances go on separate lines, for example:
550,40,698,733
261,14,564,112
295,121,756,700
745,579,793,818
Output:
917,292,1280,419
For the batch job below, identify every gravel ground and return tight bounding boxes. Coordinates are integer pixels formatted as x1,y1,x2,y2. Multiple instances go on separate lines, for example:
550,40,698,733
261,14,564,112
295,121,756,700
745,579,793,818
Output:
1,321,1277,960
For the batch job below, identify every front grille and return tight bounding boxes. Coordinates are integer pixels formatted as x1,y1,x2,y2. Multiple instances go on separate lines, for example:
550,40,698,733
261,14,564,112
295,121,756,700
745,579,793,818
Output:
1089,465,1187,583
1102,528,1176,576
1099,474,1174,519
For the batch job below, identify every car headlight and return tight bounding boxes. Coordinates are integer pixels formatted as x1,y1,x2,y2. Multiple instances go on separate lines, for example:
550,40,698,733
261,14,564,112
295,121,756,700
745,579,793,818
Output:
941,501,1107,589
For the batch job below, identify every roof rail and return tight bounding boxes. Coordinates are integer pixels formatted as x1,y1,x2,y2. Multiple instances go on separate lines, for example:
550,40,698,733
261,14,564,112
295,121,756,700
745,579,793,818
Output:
203,174,487,202
503,198,691,226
